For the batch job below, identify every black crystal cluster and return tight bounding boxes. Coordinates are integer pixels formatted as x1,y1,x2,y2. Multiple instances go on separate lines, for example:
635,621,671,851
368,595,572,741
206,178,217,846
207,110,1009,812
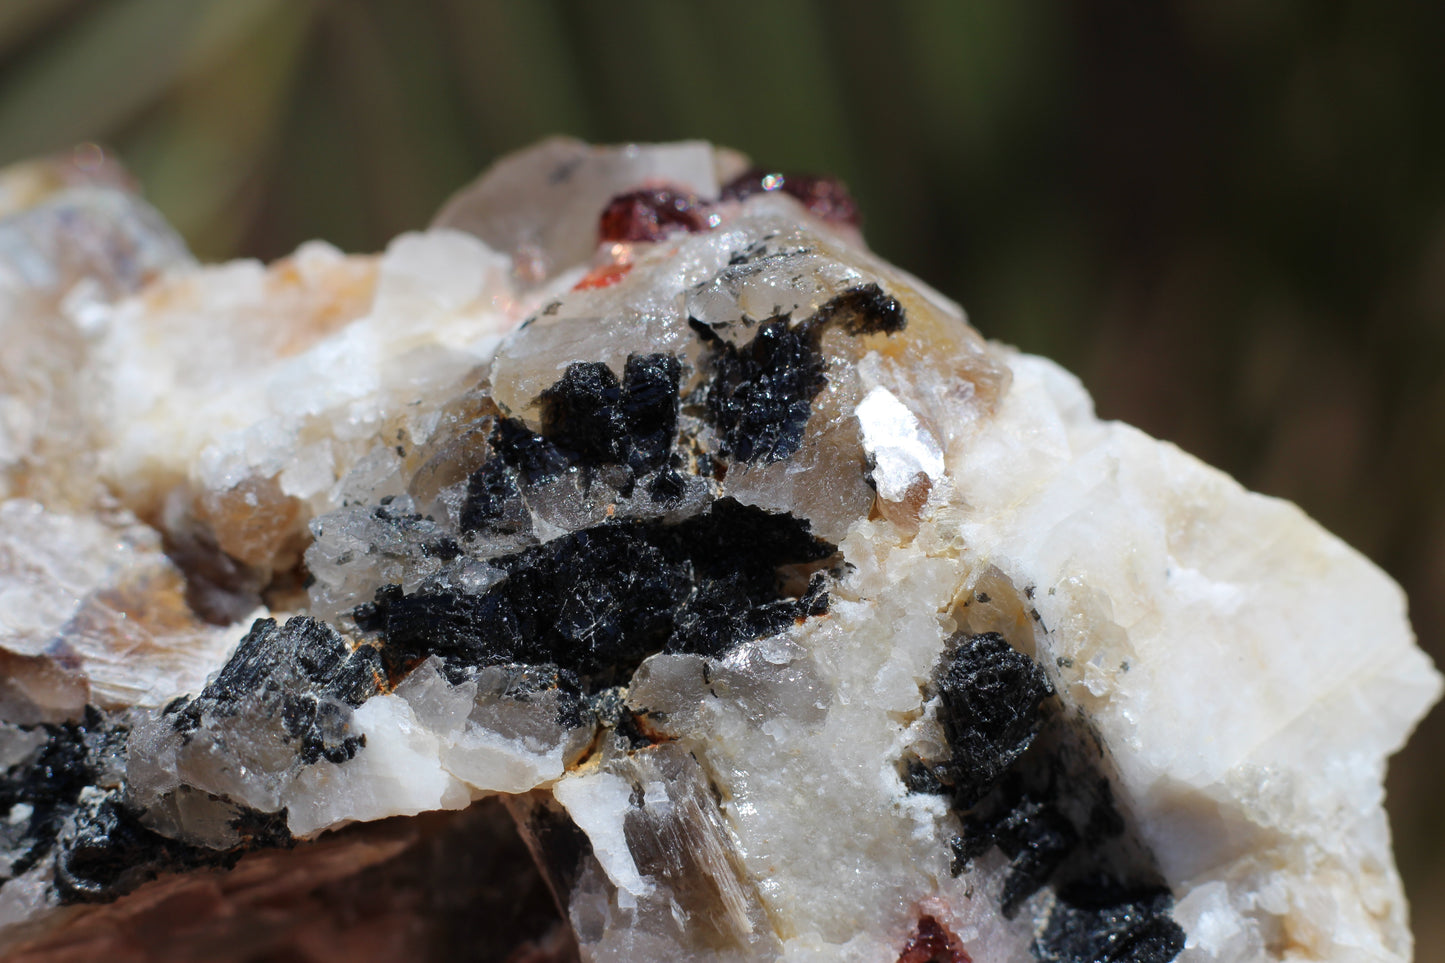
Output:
0,707,290,906
168,616,383,765
463,352,688,533
908,630,1185,963
359,281,909,695
0,265,917,919
359,498,832,691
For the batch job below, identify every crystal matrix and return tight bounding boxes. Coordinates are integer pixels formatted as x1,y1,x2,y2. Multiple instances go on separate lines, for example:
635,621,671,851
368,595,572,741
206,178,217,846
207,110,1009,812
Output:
0,140,1437,962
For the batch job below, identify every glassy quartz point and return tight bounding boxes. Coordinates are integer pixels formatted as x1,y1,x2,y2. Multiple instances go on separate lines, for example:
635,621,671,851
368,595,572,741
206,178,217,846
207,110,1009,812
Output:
0,140,1437,963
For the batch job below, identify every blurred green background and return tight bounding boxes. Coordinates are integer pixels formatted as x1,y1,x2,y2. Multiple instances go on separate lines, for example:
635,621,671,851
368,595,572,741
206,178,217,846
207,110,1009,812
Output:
0,0,1441,954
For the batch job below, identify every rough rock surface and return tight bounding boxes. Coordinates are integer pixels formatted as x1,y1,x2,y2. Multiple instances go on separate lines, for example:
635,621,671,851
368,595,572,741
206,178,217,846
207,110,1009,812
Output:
0,140,1437,962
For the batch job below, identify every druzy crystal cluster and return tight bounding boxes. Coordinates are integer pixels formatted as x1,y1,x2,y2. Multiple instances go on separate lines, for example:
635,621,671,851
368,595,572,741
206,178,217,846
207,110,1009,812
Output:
0,140,1437,963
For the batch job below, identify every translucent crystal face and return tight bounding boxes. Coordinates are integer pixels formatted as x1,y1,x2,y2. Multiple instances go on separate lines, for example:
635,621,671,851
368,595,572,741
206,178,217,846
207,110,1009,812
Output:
0,141,1436,963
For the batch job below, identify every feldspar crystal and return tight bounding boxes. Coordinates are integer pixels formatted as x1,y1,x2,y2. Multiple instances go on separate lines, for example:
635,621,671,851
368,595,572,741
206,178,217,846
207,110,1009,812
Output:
0,139,1437,963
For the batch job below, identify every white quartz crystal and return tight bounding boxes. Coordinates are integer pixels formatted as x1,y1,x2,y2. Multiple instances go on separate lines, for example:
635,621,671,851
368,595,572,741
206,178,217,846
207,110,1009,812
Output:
0,141,1435,963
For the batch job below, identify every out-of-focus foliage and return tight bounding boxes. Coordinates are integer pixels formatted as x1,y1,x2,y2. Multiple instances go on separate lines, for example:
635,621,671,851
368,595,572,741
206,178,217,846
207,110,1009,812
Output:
0,0,1442,953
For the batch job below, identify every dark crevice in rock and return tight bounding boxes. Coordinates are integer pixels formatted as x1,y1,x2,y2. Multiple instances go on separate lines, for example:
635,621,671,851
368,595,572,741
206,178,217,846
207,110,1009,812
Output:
159,489,315,628
161,523,267,626
341,801,578,963
25,800,573,961
507,793,595,923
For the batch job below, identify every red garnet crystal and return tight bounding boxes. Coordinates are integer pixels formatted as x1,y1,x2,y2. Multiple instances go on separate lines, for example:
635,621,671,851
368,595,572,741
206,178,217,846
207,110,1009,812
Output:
895,915,970,963
721,168,861,227
597,187,706,242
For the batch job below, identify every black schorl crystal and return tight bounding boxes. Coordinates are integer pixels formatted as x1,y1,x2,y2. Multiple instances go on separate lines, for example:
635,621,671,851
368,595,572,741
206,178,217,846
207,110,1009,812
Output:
950,775,1081,918
0,706,293,905
170,616,382,765
460,434,538,537
917,630,1182,959
614,353,684,475
689,282,907,465
29,619,371,902
692,316,828,465
1034,881,1187,963
53,790,288,905
814,283,907,336
487,416,570,486
987,793,1080,917
0,709,106,881
359,497,835,690
538,354,681,477
461,352,686,534
937,632,1054,808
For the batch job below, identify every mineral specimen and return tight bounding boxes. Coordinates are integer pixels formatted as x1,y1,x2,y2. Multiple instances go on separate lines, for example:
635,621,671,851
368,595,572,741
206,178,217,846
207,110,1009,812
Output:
0,139,1437,963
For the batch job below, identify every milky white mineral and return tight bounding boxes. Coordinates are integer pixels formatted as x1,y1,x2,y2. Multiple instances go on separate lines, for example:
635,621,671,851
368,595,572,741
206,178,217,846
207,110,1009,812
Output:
0,139,1436,963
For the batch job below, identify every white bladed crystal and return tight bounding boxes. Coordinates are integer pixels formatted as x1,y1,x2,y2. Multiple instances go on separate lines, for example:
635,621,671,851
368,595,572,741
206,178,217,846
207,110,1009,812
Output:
856,385,945,503
554,770,656,903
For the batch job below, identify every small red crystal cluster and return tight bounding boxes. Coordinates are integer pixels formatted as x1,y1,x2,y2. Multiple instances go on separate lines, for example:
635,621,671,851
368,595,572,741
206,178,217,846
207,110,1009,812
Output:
720,168,860,226
597,168,860,245
598,187,709,242
895,915,971,963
